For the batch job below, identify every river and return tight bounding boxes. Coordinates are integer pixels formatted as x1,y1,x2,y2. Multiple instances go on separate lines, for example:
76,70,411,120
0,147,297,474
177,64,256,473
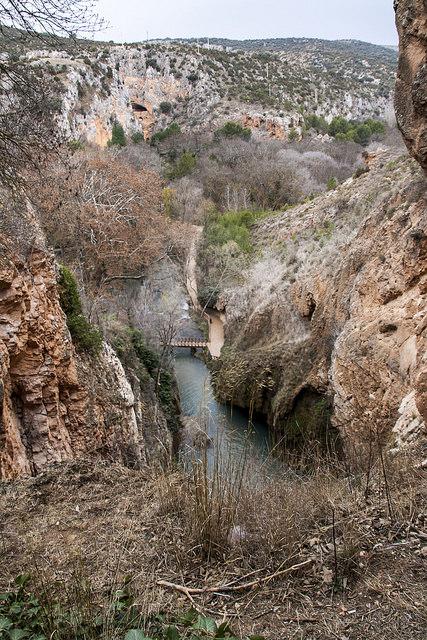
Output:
172,302,274,475
169,226,279,475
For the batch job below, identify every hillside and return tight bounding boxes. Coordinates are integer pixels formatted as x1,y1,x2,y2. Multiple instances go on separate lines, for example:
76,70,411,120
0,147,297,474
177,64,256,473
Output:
170,36,397,60
0,3,426,639
5,34,397,144
203,150,426,461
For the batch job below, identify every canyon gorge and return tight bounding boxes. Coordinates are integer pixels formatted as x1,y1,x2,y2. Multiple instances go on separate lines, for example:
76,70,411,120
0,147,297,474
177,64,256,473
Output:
0,1,426,639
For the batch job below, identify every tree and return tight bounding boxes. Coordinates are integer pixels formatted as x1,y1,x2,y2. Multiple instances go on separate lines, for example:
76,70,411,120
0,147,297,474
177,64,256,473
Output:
352,124,372,146
0,62,62,188
304,114,328,134
159,101,172,114
37,149,171,285
107,122,126,147
214,121,252,141
328,116,350,137
167,151,196,180
0,0,103,189
0,0,102,42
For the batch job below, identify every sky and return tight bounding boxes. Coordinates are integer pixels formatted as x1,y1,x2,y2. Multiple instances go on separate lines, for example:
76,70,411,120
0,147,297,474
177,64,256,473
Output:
95,0,398,46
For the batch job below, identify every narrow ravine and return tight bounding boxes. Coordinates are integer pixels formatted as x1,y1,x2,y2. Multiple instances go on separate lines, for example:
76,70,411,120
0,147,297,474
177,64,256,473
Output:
173,226,274,473
185,225,225,359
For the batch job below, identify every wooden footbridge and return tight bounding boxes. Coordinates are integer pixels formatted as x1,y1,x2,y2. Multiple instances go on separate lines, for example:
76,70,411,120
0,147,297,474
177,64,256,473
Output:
170,338,208,349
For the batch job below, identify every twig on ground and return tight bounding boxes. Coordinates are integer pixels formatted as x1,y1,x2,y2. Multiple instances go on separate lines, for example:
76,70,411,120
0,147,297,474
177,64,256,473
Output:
157,558,314,597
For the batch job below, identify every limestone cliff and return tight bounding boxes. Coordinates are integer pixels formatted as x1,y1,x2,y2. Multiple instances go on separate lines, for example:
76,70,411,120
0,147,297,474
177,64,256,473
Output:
214,152,426,458
21,37,396,146
0,206,171,479
395,0,427,174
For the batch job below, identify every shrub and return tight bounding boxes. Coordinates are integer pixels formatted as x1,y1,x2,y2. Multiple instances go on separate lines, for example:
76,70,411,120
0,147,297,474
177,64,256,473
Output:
131,329,160,375
304,114,329,134
288,127,298,141
353,164,369,178
159,101,172,114
68,139,84,152
327,176,338,190
205,209,272,254
214,121,251,141
167,151,197,180
58,265,103,355
112,327,180,433
352,124,372,145
328,116,385,145
364,118,386,136
151,122,181,144
162,186,174,217
0,574,257,640
107,121,126,147
146,57,160,71
328,116,350,137
131,131,144,143
187,72,199,83
76,81,85,99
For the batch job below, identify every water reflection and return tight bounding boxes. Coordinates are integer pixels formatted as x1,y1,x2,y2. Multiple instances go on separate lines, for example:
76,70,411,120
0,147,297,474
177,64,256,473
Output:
173,347,276,477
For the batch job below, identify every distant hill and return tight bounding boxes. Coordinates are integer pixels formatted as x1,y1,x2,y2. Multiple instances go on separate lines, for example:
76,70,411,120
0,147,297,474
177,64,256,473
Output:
2,31,397,144
155,36,397,61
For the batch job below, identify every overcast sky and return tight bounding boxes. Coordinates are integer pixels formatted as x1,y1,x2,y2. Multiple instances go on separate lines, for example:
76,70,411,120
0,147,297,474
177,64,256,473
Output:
96,0,397,46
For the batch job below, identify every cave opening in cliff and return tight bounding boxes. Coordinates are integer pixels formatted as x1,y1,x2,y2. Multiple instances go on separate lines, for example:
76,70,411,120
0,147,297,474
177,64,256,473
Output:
131,101,148,113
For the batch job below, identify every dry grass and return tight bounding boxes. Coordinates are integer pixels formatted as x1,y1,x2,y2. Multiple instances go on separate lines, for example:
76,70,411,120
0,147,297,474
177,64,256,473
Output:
0,452,425,639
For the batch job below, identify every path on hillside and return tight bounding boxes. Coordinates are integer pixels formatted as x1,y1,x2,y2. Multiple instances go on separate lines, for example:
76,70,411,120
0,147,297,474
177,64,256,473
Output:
185,225,224,359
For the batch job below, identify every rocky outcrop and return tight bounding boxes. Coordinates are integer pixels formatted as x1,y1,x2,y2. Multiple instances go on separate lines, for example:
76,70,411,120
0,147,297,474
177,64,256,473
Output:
215,152,426,459
23,38,395,146
394,0,427,174
0,218,171,479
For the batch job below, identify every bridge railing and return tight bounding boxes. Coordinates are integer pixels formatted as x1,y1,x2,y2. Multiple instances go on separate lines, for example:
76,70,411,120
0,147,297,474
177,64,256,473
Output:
170,338,208,348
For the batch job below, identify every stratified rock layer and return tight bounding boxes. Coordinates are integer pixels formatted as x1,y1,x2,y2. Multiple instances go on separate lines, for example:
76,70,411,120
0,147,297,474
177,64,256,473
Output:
216,152,426,457
0,224,170,479
395,0,427,174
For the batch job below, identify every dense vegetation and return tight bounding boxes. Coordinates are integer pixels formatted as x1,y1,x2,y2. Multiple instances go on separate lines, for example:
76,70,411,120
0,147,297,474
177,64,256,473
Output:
108,121,127,147
204,209,273,254
151,123,181,145
305,114,385,144
214,121,251,141
112,327,181,435
58,266,103,355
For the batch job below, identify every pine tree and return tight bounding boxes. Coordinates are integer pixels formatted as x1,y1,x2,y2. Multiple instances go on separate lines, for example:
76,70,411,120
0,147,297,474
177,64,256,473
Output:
107,122,126,147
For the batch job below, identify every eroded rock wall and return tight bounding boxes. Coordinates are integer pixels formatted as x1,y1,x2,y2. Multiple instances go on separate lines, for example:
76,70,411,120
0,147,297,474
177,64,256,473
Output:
24,40,396,146
0,216,171,479
394,0,427,174
215,152,426,458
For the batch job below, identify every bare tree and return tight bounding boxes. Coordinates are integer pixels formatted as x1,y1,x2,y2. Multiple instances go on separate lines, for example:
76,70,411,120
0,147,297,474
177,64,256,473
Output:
0,0,102,42
37,149,171,285
154,301,181,391
0,0,103,189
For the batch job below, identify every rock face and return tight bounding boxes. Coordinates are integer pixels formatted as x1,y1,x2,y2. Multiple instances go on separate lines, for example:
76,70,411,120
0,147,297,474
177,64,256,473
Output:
215,152,427,458
394,0,427,174
0,215,171,479
23,37,396,146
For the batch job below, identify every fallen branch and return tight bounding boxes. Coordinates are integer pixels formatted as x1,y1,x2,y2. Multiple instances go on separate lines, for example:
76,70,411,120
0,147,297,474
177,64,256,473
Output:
102,272,146,284
102,247,173,284
157,558,313,597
